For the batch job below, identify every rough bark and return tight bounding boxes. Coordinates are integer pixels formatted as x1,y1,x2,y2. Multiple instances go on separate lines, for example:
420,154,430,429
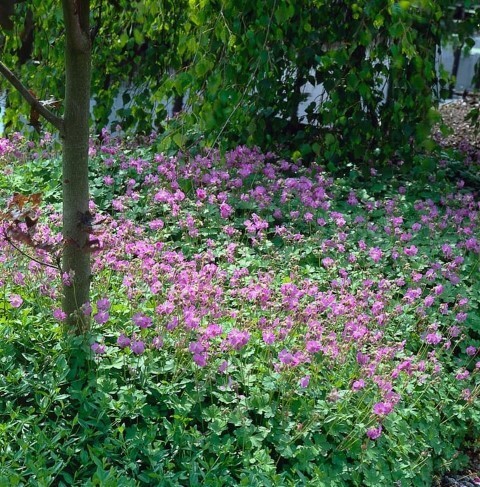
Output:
61,0,91,332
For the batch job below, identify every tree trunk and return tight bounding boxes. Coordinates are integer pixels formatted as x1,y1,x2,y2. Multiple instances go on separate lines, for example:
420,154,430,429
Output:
61,0,91,332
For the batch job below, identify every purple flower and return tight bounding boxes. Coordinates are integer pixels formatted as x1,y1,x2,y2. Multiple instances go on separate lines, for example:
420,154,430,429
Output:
226,329,250,350
322,257,335,268
403,288,422,304
373,402,393,416
433,284,443,296
466,346,477,356
356,352,370,365
299,375,310,388
219,202,233,219
117,334,131,348
262,331,275,345
94,311,109,325
278,349,294,365
424,332,442,345
81,302,92,316
133,313,153,329
152,336,164,349
149,219,164,230
62,272,73,287
306,340,322,354
449,325,461,337
218,360,228,373
204,324,223,339
53,308,67,321
131,340,145,355
352,379,365,391
189,341,205,354
366,425,383,440
9,294,23,308
369,247,383,263
91,342,106,355
423,296,435,307
412,222,421,231
404,245,418,257
96,298,111,311
455,369,470,380
456,312,468,323
193,353,207,367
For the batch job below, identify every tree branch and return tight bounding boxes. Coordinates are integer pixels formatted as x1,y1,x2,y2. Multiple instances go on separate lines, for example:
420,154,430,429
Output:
3,231,61,272
0,61,64,135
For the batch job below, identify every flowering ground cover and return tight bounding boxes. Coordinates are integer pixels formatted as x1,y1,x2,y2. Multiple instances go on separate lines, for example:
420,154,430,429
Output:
0,132,479,486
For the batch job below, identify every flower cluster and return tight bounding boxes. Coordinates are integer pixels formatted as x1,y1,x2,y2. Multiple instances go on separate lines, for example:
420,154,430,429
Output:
1,137,479,445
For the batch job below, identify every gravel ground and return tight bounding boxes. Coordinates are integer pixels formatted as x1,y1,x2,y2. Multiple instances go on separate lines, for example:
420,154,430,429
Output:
437,99,480,148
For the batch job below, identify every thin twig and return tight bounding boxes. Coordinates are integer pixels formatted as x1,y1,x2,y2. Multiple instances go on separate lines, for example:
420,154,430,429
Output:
0,61,64,135
4,232,62,272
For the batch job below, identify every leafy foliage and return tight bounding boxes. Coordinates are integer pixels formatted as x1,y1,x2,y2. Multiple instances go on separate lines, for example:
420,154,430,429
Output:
0,0,470,164
0,134,479,485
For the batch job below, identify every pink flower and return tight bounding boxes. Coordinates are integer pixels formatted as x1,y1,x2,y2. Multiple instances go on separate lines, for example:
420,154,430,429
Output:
373,402,393,416
322,257,335,268
456,369,470,380
356,352,370,365
369,247,383,263
62,272,73,287
53,308,67,321
423,296,435,307
226,329,250,350
219,202,233,219
262,331,275,345
462,389,471,401
9,294,23,308
299,375,310,388
404,245,418,257
149,219,164,230
424,332,442,345
352,379,365,391
278,349,294,365
203,324,222,339
306,340,322,354
81,302,92,316
189,341,205,354
366,425,382,440
433,284,443,296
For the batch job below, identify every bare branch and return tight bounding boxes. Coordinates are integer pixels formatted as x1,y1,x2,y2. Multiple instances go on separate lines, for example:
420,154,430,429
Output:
0,61,64,135
3,231,62,272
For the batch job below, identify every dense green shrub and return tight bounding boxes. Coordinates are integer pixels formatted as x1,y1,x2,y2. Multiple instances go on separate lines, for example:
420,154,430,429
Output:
0,1,469,163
